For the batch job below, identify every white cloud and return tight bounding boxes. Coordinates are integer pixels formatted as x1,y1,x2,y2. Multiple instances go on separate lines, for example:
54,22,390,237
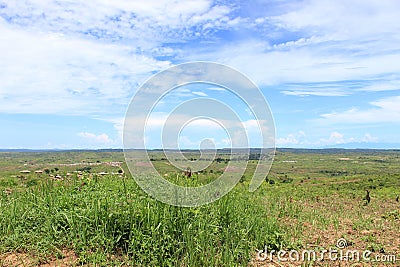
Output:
362,133,378,142
177,1,400,94
0,0,237,44
78,132,112,144
208,87,227,92
281,90,350,97
192,91,208,97
276,131,306,146
314,131,358,147
124,111,275,148
319,96,400,124
0,0,242,118
276,131,380,147
281,78,400,97
2,1,400,149
358,80,400,92
191,38,400,88
101,117,125,147
2,1,399,115
0,19,169,115
325,131,345,145
272,0,400,39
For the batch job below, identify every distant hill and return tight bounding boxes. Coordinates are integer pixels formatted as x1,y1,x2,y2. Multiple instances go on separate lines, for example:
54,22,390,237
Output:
0,146,399,154
0,148,123,153
323,142,400,150
277,147,400,154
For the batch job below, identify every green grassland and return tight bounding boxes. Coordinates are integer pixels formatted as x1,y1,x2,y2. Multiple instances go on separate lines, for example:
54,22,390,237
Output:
0,149,399,266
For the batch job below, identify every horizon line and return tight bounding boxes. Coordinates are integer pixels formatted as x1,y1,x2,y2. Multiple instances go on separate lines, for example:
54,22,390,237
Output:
1,147,400,152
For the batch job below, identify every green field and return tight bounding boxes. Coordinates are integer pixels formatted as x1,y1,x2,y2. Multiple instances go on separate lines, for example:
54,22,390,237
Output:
0,149,399,266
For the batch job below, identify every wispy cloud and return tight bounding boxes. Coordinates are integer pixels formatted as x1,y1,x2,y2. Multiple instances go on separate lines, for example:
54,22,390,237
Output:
277,131,380,147
180,1,400,95
1,0,399,148
271,0,400,40
356,79,400,92
318,96,400,124
78,132,113,145
281,89,350,97
192,91,208,97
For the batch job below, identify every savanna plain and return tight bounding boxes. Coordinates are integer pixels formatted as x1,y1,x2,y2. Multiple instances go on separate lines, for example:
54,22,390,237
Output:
0,149,399,266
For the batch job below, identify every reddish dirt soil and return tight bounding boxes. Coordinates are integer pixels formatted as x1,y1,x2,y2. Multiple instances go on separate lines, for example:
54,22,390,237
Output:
0,250,79,267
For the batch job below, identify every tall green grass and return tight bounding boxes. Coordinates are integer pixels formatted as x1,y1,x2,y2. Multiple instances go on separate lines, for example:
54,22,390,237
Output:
0,175,286,266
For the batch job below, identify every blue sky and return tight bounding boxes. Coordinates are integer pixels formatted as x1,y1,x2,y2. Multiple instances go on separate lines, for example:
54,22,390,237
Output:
0,0,399,149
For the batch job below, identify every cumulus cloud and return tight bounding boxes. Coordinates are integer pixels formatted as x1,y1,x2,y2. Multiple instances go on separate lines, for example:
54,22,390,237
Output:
78,132,112,144
0,0,237,44
0,0,242,118
123,111,274,149
1,1,399,149
276,131,306,146
362,133,378,142
0,19,169,115
322,131,346,145
2,0,400,112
